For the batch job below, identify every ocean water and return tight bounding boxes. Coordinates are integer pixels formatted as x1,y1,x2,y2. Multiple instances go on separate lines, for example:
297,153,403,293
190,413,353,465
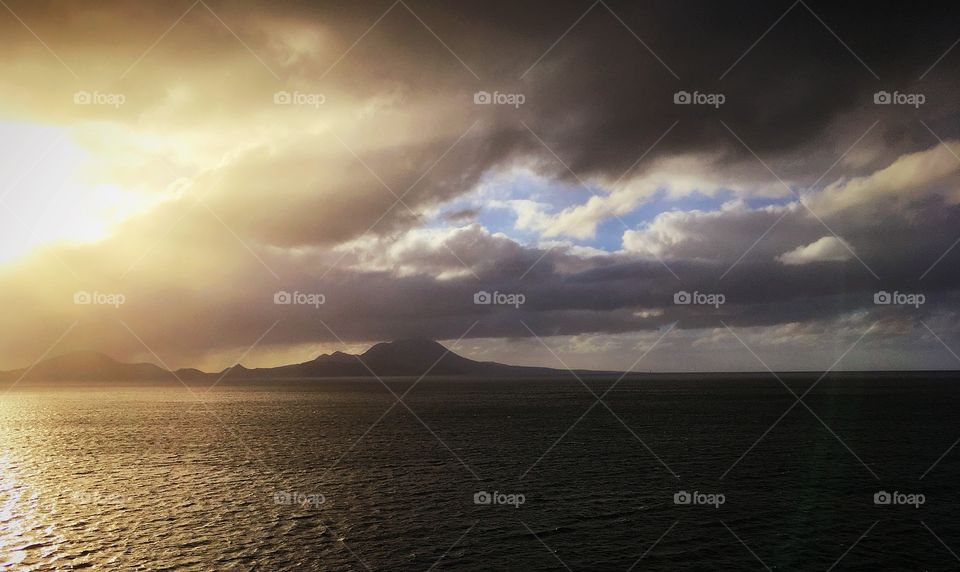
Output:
1,375,958,570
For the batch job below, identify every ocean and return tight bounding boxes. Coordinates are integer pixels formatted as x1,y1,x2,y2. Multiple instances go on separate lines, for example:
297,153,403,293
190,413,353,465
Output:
1,375,958,570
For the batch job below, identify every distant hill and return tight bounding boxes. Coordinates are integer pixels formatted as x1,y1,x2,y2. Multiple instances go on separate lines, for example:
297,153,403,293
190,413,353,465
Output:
0,352,177,382
0,340,569,383
217,339,564,379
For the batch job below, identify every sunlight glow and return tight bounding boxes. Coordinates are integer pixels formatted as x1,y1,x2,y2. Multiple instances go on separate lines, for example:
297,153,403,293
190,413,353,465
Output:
0,122,160,265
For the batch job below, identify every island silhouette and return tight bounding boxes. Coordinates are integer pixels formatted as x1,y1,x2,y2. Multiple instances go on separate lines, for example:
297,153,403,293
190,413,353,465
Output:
3,339,957,384
0,339,576,382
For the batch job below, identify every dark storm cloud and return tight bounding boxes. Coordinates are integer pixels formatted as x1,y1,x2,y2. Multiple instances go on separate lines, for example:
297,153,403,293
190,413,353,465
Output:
4,0,960,178
266,0,960,181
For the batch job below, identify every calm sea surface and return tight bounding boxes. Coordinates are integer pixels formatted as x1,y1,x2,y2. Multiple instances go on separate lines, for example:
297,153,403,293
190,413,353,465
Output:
1,376,959,570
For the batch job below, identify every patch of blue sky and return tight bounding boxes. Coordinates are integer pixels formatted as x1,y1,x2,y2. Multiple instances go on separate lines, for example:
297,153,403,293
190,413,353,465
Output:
428,166,797,251
428,166,596,233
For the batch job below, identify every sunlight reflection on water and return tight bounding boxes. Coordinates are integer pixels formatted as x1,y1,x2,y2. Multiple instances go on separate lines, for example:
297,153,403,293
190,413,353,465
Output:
0,378,957,570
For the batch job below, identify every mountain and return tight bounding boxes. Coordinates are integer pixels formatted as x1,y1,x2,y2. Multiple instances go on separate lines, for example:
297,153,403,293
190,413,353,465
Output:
217,339,563,380
0,340,568,383
0,352,177,382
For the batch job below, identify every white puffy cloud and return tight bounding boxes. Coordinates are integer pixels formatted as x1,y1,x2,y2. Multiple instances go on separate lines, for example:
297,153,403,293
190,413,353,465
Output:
515,155,790,240
777,236,854,265
622,201,803,261
808,140,960,216
621,140,960,268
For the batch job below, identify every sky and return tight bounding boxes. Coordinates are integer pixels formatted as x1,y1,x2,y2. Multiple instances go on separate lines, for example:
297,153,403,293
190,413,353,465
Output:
1,0,960,372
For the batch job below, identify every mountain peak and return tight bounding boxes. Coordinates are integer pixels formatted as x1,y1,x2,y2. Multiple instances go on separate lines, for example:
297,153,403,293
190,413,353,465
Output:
32,351,142,373
363,338,448,355
361,339,451,364
1,351,173,382
311,350,359,365
42,351,119,366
